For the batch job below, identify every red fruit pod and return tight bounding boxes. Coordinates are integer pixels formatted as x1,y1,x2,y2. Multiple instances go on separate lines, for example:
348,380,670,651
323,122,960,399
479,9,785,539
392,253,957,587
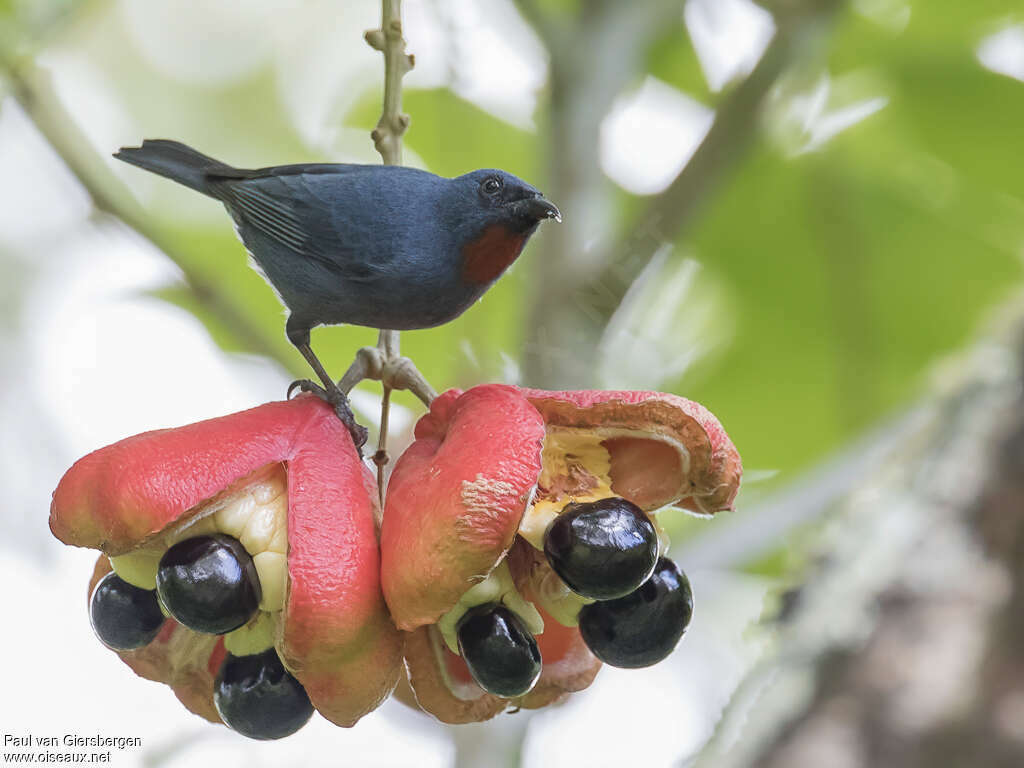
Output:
381,384,741,723
50,396,403,728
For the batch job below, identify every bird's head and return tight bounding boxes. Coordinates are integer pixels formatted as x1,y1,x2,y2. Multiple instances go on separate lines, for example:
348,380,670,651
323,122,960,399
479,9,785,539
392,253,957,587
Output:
453,168,561,232
448,169,561,286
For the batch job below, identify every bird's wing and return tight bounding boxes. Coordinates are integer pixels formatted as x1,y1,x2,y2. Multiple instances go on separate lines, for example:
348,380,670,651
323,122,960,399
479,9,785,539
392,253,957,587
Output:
221,182,312,255
210,171,387,283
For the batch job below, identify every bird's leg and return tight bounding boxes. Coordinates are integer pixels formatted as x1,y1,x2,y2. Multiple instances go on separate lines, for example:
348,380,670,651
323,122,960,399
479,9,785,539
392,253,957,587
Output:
292,343,369,450
286,321,368,451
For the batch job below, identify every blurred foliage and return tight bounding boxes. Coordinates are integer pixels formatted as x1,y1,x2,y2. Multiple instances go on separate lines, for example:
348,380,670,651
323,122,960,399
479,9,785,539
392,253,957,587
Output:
646,20,710,104
0,0,76,58
677,0,1024,479
4,0,1024,568
350,87,538,180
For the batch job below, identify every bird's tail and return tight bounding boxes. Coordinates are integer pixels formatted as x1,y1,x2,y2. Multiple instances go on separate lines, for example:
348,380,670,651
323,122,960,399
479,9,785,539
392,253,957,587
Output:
113,140,238,196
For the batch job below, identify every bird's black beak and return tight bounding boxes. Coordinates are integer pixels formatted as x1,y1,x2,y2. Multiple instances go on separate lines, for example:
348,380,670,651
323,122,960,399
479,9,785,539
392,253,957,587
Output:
514,194,562,223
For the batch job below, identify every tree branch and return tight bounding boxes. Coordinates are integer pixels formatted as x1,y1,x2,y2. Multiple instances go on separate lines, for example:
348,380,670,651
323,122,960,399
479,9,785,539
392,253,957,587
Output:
511,0,562,49
365,0,414,166
520,0,843,387
586,2,842,323
1,60,291,368
694,301,1024,768
519,0,691,386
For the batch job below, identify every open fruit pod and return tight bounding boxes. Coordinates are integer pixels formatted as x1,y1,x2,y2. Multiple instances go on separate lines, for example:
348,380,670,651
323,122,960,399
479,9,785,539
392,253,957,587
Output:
381,384,741,723
50,396,403,739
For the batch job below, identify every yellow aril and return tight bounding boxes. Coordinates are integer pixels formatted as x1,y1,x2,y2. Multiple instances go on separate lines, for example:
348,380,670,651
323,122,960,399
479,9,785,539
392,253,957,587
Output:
516,429,672,628
518,429,615,550
240,493,286,555
224,611,276,656
109,549,162,590
530,564,593,627
267,522,288,554
213,491,257,541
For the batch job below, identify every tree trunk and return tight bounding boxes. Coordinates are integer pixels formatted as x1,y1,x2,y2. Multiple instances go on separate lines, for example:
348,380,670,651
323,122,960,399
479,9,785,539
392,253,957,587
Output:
695,304,1024,768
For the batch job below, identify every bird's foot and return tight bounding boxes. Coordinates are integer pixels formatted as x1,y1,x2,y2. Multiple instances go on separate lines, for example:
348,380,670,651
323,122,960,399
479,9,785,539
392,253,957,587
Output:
287,378,327,400
287,379,369,453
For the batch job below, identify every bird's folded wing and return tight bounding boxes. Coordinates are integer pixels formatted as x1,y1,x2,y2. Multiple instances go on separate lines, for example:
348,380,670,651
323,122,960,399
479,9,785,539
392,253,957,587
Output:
211,176,385,283
224,183,311,255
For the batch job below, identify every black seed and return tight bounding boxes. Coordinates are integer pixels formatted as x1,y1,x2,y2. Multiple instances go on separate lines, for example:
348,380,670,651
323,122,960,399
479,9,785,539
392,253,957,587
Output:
578,557,693,668
89,571,164,651
543,497,658,600
156,534,261,635
456,604,542,698
214,649,313,740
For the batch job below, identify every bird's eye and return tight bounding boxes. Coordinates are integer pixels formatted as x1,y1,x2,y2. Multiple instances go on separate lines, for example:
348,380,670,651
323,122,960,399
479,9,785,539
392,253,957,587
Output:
482,177,502,194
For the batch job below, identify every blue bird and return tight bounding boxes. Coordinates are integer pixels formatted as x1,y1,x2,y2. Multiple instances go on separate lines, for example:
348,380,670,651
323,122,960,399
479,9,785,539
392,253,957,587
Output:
114,140,561,447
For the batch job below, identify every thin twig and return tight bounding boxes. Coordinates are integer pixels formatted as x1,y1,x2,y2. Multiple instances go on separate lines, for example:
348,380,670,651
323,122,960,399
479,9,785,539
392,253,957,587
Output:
365,0,413,166
374,385,392,508
360,0,434,502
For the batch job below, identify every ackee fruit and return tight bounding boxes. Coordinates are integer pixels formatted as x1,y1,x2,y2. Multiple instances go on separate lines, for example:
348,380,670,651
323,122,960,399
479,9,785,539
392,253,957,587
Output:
382,385,741,723
50,396,403,731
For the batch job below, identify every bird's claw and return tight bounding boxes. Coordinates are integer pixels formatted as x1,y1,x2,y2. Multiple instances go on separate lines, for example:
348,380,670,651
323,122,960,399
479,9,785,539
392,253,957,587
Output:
287,379,327,399
286,379,368,453
334,404,369,451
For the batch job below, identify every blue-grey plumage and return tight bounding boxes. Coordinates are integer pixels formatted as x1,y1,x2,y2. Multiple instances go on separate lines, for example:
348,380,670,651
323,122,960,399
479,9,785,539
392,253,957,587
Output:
114,141,559,332
113,139,561,447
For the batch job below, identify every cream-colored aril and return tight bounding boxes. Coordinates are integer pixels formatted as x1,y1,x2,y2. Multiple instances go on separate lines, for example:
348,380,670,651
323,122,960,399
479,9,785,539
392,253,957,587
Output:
210,472,288,556
530,564,593,627
437,560,544,655
109,549,163,591
224,611,277,656
108,465,290,651
252,552,287,612
440,430,672,648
